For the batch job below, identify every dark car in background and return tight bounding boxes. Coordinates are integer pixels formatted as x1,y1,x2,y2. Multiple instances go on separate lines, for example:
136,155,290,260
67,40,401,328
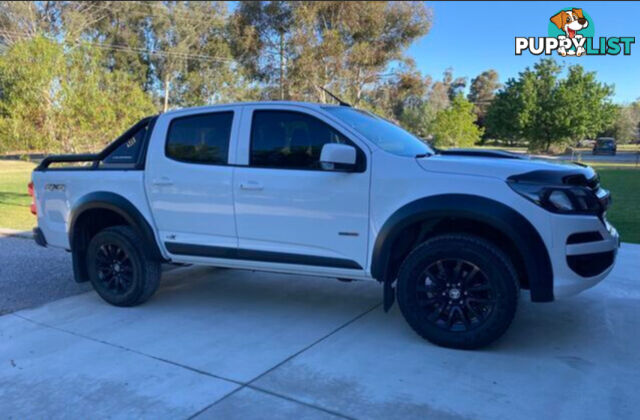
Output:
593,137,617,155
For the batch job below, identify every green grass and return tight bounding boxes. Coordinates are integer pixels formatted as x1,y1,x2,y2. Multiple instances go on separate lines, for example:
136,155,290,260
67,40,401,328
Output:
592,165,640,244
0,160,36,231
474,145,529,153
0,160,638,243
574,144,640,152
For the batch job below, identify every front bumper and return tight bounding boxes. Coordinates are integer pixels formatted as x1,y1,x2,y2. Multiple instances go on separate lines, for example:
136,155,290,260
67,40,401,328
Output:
550,214,619,298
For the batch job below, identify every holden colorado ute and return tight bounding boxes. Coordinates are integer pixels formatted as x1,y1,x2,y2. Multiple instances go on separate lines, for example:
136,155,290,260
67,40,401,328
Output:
30,102,620,349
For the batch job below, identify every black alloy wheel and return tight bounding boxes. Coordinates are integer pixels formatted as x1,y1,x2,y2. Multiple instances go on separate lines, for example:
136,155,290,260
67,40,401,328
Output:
397,234,519,349
86,225,161,307
95,243,135,295
415,259,496,332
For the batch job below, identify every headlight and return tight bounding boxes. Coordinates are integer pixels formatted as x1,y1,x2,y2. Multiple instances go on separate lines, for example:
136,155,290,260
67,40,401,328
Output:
508,182,602,214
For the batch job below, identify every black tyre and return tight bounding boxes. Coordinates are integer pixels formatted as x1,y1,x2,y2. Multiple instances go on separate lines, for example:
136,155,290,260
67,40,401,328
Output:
396,234,519,349
86,225,161,307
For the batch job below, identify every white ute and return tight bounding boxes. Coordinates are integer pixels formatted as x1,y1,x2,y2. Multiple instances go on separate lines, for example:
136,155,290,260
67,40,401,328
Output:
31,101,620,349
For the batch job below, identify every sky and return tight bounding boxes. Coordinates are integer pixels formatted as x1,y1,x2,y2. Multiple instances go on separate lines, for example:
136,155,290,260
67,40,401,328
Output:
407,1,640,103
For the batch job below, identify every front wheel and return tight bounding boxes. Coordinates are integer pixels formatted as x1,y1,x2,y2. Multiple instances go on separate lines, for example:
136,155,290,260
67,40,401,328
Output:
396,234,519,349
86,225,161,307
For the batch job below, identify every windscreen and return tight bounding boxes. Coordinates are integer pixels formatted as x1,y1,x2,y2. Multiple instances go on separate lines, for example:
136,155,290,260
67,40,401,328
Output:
323,107,434,157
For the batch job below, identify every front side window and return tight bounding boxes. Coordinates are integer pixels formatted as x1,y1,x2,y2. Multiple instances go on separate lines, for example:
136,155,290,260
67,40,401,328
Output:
166,112,233,164
250,110,362,170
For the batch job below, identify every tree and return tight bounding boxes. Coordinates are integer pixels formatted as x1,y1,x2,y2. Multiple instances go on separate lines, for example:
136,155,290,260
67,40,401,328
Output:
0,36,155,154
484,59,615,152
0,1,59,45
468,69,500,130
484,78,527,146
72,1,153,90
613,101,640,143
144,1,241,110
556,64,616,144
230,1,294,100
399,103,437,139
372,60,430,119
230,1,432,104
430,95,483,148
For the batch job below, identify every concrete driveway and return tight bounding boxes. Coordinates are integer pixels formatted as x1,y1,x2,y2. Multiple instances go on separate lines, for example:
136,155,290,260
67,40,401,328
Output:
1,244,639,419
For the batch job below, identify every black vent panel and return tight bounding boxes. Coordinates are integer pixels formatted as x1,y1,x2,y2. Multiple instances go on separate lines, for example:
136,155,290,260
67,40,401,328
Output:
567,251,614,277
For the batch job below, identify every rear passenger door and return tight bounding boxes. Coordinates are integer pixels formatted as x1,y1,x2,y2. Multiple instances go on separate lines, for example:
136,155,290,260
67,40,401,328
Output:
232,105,371,275
145,108,240,256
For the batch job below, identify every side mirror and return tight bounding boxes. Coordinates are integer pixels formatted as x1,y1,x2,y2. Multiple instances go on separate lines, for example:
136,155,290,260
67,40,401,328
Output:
319,143,357,171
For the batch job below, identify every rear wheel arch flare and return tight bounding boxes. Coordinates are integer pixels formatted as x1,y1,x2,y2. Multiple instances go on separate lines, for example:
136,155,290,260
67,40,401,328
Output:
68,192,165,282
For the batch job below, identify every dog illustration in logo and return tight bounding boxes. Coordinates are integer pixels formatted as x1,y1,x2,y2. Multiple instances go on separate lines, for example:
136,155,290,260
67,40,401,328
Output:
550,8,589,56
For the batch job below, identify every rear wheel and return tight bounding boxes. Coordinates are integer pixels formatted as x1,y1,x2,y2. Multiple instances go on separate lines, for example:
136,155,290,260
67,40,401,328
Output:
396,234,519,349
86,226,160,307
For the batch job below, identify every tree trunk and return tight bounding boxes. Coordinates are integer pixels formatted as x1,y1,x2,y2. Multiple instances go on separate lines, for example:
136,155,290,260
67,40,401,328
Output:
279,30,285,100
163,75,170,112
545,136,552,153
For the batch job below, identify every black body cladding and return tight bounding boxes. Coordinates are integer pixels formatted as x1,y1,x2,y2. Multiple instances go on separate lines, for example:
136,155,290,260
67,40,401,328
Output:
165,242,362,269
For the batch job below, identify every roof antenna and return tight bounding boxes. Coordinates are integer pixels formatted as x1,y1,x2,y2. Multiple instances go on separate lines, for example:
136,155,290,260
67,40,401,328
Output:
318,86,351,107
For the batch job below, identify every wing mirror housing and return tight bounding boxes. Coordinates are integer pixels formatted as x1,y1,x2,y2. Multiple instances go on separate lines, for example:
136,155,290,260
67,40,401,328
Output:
319,143,357,171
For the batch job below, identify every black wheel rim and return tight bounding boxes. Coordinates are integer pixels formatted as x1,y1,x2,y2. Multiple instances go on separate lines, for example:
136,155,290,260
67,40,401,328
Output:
95,243,134,294
415,259,496,332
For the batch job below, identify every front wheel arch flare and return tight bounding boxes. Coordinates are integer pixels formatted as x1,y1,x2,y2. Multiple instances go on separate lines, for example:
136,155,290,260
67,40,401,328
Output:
371,194,553,303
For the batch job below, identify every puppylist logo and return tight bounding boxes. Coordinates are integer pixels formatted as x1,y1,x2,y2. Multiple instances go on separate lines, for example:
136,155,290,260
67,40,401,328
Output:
516,8,635,57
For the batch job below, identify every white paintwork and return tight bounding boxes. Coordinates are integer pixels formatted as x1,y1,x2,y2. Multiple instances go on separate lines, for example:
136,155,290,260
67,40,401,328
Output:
232,103,371,272
144,105,242,252
32,100,619,300
31,170,157,250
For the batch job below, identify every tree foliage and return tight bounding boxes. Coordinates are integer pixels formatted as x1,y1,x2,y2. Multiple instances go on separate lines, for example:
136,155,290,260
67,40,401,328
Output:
231,1,432,104
468,69,500,131
0,3,624,155
485,59,615,152
0,36,154,153
613,101,640,143
430,95,483,148
484,78,528,146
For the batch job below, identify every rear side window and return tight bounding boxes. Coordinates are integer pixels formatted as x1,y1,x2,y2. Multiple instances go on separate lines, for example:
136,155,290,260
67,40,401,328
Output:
166,112,233,164
250,110,362,170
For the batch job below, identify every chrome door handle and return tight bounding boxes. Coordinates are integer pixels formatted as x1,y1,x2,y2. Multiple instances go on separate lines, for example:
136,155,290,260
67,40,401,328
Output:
240,181,263,191
152,177,173,186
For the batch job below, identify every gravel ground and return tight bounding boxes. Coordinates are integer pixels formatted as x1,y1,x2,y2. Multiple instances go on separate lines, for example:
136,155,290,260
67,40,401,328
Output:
0,234,89,315
0,232,183,315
